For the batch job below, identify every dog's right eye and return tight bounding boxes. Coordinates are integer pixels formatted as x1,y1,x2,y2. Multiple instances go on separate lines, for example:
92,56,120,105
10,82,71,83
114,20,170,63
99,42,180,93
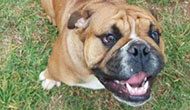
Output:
97,25,122,48
101,33,116,47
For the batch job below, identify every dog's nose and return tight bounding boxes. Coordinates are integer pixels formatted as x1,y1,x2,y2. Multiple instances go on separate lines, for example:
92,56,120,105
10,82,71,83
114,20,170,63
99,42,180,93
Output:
127,42,150,58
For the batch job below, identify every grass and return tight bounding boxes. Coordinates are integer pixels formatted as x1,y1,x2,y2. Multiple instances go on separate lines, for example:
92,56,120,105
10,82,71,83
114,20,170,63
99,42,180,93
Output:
0,0,190,109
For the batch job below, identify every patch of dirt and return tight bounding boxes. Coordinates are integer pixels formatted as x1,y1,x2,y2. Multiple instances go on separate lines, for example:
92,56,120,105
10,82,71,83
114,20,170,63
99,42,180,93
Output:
0,26,22,56
184,54,190,62
46,86,125,110
187,2,190,17
0,5,22,57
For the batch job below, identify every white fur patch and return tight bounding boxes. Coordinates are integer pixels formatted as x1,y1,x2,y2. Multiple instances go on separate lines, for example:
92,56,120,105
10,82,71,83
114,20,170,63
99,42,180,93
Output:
69,75,105,90
129,19,138,40
39,71,103,90
120,19,141,55
119,18,151,78
39,71,61,90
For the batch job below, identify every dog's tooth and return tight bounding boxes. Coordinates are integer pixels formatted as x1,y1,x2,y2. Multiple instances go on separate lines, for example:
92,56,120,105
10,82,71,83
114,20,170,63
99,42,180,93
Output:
134,87,138,92
144,81,149,90
135,87,141,95
137,87,142,95
126,83,132,92
144,77,147,82
114,80,119,84
142,77,147,86
131,89,135,95
141,88,146,95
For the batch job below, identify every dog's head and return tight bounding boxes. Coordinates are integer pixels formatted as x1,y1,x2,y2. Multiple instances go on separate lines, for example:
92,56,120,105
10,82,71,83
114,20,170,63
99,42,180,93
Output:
68,1,165,107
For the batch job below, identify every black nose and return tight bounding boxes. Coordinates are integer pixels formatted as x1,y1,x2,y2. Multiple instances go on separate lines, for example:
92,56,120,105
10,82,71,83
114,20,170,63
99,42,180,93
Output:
127,42,150,58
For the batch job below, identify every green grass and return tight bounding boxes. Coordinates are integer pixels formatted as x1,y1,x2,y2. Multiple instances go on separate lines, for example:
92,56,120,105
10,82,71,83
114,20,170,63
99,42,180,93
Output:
0,0,190,109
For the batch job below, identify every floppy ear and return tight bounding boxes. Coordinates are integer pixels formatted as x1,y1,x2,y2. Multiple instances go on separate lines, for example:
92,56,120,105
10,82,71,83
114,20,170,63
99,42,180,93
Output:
67,10,92,29
149,7,158,20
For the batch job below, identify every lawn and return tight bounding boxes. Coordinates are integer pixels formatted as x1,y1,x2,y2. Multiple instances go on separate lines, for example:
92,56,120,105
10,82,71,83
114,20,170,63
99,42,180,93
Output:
0,0,190,110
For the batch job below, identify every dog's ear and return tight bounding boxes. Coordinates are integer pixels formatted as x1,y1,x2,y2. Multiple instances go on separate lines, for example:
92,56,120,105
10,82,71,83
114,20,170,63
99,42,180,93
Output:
149,7,158,20
67,10,92,29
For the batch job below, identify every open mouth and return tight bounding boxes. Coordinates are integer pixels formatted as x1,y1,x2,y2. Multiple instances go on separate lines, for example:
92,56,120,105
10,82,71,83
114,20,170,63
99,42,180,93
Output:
96,72,153,102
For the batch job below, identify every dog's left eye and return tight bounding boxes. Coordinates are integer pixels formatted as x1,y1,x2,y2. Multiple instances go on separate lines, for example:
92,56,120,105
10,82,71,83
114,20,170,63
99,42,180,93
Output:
149,30,160,44
102,33,116,46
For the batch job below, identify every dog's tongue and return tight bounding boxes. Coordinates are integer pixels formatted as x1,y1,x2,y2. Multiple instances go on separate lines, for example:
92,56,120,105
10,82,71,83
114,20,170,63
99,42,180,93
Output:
127,72,147,86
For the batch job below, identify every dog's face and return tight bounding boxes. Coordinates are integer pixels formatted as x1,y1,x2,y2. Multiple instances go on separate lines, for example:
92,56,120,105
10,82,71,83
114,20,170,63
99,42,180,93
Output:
68,3,165,107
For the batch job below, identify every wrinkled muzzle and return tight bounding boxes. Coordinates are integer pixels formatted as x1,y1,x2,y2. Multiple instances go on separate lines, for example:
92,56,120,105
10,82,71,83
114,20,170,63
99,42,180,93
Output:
92,40,164,107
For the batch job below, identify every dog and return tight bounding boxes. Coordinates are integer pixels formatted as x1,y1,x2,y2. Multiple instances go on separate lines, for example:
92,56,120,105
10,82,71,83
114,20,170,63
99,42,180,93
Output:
39,0,165,107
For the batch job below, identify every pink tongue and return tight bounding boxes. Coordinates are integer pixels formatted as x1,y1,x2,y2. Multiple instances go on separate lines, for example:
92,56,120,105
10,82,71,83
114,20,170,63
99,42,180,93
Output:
127,72,147,86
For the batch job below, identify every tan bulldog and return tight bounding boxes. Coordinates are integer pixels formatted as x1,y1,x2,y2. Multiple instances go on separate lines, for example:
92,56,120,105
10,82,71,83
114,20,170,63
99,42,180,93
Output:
39,0,165,107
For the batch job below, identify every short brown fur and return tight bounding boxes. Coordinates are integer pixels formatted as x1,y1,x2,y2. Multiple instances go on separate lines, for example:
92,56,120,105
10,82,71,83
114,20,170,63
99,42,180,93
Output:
41,0,165,85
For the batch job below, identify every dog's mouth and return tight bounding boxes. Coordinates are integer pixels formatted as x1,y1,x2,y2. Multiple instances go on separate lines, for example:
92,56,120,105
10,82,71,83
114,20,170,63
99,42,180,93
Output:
96,72,153,103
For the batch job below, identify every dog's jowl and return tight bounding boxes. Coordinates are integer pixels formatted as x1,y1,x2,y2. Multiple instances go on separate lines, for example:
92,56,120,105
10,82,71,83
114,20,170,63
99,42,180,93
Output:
39,0,165,107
